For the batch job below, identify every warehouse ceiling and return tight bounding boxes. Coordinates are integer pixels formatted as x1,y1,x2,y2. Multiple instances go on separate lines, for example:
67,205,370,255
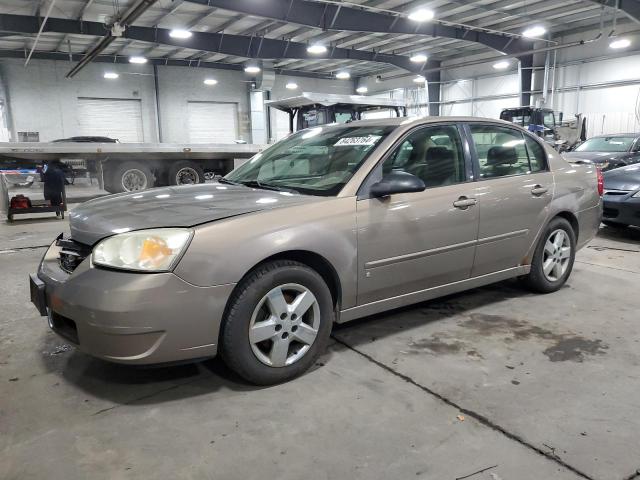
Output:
0,0,637,79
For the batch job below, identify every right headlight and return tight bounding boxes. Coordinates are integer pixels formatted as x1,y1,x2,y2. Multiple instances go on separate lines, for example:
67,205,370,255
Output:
93,228,193,272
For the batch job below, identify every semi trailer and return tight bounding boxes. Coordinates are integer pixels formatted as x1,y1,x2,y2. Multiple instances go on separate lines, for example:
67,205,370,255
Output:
0,93,407,194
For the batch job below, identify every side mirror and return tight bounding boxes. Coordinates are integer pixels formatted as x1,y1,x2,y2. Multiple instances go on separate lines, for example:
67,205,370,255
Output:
370,171,426,198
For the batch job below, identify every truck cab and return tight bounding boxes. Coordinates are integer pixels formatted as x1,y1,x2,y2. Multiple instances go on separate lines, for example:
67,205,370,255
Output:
266,92,407,134
499,107,556,140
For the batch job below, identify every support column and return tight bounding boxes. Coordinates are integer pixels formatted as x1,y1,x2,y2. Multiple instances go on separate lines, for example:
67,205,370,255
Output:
426,68,440,116
519,54,533,107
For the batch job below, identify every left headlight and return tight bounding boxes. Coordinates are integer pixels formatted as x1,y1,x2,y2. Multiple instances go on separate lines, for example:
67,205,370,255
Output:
632,191,640,198
93,228,193,272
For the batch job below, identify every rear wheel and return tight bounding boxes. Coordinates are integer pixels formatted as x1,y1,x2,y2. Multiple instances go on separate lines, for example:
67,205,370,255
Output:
109,162,155,193
603,220,628,229
220,260,333,385
168,161,205,186
523,217,576,293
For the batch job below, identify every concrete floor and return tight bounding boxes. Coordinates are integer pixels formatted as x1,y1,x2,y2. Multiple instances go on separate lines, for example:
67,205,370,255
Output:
1,211,640,480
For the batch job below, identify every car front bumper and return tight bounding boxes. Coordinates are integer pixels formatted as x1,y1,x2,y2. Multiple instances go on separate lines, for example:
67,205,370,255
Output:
30,239,235,365
603,193,640,226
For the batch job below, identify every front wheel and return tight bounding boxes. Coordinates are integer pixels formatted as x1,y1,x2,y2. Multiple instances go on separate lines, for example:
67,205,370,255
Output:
220,260,334,385
523,217,576,293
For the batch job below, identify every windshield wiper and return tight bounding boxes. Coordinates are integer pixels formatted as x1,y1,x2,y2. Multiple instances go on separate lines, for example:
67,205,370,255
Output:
218,177,241,186
239,180,299,194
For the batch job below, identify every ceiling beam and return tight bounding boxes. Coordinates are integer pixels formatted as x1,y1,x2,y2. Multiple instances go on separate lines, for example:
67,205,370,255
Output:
182,0,532,54
0,48,339,79
586,0,640,24
0,13,431,73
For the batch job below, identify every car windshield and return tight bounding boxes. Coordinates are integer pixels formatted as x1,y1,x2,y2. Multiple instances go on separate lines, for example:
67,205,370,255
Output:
575,136,635,152
225,125,395,196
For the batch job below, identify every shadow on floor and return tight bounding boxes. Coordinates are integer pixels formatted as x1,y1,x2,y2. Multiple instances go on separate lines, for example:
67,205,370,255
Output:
332,279,542,349
38,330,334,405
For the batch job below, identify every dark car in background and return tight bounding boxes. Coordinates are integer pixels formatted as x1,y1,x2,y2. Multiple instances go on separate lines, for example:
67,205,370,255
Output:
564,133,640,171
602,164,640,228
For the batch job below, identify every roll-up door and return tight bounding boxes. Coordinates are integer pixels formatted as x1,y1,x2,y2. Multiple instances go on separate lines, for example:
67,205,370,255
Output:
76,97,144,142
187,101,239,143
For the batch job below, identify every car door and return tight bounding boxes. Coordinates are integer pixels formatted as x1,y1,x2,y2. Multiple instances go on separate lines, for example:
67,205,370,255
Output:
356,124,479,306
466,123,553,277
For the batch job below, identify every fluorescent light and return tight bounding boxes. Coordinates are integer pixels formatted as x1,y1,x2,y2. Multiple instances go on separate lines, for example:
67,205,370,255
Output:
104,72,119,79
285,81,298,90
522,25,546,38
493,60,510,69
244,65,261,74
169,29,192,39
410,53,428,63
335,71,350,79
356,86,368,93
129,56,147,64
307,44,327,54
408,8,434,22
203,78,218,85
609,38,631,49
413,75,426,83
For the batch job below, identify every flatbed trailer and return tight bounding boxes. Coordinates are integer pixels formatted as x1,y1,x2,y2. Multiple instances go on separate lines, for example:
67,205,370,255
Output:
0,142,264,193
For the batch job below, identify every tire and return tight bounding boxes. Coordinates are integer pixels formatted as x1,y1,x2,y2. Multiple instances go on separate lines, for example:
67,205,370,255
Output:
167,161,205,186
109,161,155,193
523,217,576,293
220,260,334,385
603,220,628,229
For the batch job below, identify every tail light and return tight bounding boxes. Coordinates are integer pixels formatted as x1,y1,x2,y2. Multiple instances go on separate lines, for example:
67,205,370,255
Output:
596,167,604,196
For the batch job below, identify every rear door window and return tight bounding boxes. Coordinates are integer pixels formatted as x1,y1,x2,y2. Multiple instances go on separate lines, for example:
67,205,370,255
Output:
469,124,545,178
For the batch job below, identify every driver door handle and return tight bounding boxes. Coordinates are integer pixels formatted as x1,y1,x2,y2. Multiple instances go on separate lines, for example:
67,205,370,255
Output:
453,196,477,209
531,185,548,196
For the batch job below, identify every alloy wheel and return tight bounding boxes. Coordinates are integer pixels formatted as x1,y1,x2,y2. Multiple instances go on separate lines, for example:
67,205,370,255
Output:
542,228,571,282
249,283,320,367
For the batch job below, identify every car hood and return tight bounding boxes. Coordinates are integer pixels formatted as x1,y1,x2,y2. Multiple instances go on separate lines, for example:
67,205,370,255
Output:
69,182,320,245
563,151,629,163
603,164,640,192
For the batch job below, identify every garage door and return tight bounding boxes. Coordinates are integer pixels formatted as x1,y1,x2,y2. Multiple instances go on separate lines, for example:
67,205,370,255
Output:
188,101,239,143
76,98,144,142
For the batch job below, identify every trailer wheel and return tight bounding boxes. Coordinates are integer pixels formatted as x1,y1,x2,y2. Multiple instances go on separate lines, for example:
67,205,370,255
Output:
168,161,205,186
109,162,155,193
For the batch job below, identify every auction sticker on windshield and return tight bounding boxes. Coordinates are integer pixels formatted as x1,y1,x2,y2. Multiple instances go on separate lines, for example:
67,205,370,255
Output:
334,135,381,146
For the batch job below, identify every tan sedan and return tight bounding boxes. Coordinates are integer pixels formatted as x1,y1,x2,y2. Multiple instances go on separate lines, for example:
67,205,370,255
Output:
30,117,602,384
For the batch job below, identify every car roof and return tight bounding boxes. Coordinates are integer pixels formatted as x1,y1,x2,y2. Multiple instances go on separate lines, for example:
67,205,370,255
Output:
589,133,640,138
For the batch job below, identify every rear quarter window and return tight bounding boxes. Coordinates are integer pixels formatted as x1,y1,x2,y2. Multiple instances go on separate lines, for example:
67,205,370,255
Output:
524,135,547,172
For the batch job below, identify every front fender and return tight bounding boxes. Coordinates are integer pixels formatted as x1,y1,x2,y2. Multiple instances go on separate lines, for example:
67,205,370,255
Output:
173,197,359,309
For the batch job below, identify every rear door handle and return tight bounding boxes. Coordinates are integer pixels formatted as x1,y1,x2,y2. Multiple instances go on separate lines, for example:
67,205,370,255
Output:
453,196,477,209
531,185,548,196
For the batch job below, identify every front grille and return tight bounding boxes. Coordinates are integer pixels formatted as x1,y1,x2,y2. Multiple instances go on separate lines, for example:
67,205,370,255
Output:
56,235,91,273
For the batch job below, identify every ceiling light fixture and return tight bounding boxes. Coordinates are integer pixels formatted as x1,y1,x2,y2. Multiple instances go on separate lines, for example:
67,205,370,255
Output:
522,25,546,38
356,86,368,93
203,78,218,85
492,60,510,69
307,44,328,54
244,65,261,74
609,37,631,49
103,72,119,79
285,81,298,90
408,8,435,22
129,56,147,64
410,53,428,63
413,75,426,83
335,71,351,79
169,29,192,39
